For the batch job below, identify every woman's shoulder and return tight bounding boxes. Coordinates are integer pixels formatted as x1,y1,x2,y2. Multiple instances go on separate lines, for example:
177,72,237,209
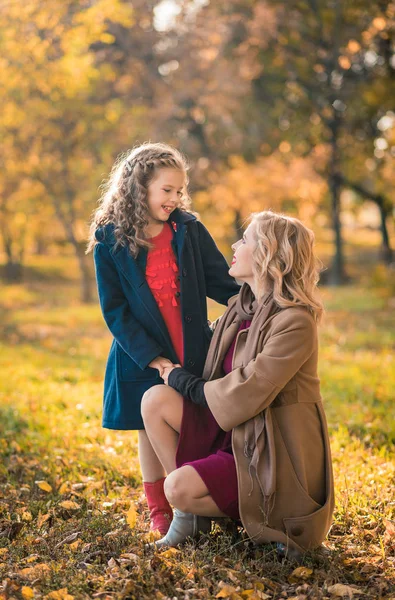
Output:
269,304,317,334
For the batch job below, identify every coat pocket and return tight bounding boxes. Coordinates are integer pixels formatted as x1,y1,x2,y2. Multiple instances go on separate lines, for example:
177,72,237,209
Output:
117,347,159,382
274,412,323,512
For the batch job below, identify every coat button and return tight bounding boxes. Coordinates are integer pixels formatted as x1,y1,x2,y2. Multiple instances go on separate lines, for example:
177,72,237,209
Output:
175,291,180,298
187,359,195,367
182,268,187,277
291,527,303,537
185,315,192,323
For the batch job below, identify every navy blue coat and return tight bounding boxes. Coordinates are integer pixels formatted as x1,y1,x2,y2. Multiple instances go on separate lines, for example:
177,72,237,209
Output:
94,209,240,430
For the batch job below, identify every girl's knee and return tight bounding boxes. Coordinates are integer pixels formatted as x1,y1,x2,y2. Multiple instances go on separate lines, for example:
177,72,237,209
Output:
164,469,192,512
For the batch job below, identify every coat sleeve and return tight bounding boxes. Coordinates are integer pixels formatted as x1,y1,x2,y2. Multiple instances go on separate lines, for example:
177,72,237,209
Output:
196,221,240,305
94,242,163,370
204,311,317,431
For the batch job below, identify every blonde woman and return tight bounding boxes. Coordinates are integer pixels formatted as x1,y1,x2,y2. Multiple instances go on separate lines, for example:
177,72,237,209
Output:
142,211,334,555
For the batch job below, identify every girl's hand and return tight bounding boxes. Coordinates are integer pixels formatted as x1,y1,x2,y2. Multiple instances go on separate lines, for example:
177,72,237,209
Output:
162,364,182,385
148,356,174,378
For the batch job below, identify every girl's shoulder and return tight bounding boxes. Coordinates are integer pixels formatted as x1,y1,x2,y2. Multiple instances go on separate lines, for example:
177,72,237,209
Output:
95,223,116,245
172,208,197,226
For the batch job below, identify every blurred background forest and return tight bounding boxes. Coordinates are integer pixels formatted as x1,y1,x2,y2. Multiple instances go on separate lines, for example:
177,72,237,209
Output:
1,0,394,300
1,2,395,597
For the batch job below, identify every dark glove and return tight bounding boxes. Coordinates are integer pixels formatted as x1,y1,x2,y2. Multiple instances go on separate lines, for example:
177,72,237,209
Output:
168,367,208,407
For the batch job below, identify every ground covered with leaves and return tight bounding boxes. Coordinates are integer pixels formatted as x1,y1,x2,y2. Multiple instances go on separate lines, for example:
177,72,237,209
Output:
0,257,394,599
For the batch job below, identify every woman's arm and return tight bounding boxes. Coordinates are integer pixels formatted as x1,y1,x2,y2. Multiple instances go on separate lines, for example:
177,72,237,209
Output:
204,311,317,431
196,221,240,305
94,242,164,370
165,367,208,406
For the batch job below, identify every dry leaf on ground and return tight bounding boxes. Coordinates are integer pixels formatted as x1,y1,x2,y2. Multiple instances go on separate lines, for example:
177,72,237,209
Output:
21,587,34,600
327,583,364,598
126,503,137,528
44,588,74,600
35,480,52,493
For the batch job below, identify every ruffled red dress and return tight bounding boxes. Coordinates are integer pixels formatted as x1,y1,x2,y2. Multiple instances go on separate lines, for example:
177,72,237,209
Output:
146,223,184,365
175,320,252,520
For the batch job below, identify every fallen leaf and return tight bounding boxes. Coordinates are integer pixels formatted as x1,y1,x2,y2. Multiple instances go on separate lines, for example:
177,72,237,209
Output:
54,532,80,549
108,557,118,568
0,549,8,557
288,567,313,583
241,591,266,600
59,501,81,511
35,481,52,493
383,518,395,548
160,548,181,558
216,584,238,598
37,513,51,528
126,504,137,529
21,511,33,522
20,563,51,580
328,584,363,598
26,554,40,563
44,589,74,600
21,587,34,599
291,567,313,579
69,540,80,551
71,483,86,491
120,552,139,563
141,530,161,543
58,482,70,495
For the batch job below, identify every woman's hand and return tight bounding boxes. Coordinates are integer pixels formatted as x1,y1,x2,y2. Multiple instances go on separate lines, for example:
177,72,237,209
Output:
162,363,182,385
148,356,175,378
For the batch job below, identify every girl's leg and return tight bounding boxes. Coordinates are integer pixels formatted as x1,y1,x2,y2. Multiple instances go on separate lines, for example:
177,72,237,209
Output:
141,384,184,475
138,430,166,482
164,465,227,517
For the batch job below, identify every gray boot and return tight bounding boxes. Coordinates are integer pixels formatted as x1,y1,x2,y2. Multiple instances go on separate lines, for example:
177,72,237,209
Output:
154,509,211,548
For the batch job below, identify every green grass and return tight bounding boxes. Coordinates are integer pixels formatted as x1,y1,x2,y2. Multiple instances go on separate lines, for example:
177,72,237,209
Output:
0,254,394,599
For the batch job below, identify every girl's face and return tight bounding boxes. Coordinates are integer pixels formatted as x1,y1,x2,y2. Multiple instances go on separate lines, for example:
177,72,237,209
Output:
146,168,185,224
229,222,255,283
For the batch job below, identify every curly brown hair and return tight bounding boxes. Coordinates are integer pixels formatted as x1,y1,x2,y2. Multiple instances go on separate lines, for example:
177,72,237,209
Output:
87,142,192,256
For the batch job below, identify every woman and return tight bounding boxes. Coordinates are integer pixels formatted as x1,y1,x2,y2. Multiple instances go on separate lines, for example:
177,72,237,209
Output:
141,210,334,555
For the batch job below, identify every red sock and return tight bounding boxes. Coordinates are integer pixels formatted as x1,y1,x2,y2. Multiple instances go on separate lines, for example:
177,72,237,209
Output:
143,477,173,535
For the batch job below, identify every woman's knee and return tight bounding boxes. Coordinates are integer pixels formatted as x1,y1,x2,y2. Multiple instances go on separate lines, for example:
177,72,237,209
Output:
164,468,193,512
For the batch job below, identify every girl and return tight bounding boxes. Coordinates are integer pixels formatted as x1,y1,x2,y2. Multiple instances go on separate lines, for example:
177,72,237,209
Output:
142,211,334,556
87,142,239,536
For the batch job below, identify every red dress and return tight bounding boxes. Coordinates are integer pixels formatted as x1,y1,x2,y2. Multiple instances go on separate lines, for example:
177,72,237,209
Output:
146,223,184,364
175,320,252,520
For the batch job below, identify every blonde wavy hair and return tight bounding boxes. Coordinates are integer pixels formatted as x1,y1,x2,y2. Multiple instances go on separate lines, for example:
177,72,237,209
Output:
251,211,324,322
87,142,192,256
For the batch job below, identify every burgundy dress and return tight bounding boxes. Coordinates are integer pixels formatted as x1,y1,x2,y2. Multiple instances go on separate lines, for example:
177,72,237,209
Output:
175,320,252,519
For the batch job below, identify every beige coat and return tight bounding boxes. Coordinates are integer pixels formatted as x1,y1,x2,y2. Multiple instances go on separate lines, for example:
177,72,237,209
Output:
203,290,334,552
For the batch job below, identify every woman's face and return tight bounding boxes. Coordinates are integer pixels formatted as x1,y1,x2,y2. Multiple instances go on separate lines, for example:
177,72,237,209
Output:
229,222,255,283
146,168,185,224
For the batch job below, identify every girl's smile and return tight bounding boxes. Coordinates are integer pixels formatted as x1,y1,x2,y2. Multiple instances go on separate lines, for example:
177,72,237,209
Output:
146,168,186,228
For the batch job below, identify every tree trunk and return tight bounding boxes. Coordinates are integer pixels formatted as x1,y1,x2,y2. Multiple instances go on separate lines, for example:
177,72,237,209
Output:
51,195,93,303
4,260,23,282
328,116,346,285
378,200,393,264
338,176,393,265
1,232,24,283
78,247,93,303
